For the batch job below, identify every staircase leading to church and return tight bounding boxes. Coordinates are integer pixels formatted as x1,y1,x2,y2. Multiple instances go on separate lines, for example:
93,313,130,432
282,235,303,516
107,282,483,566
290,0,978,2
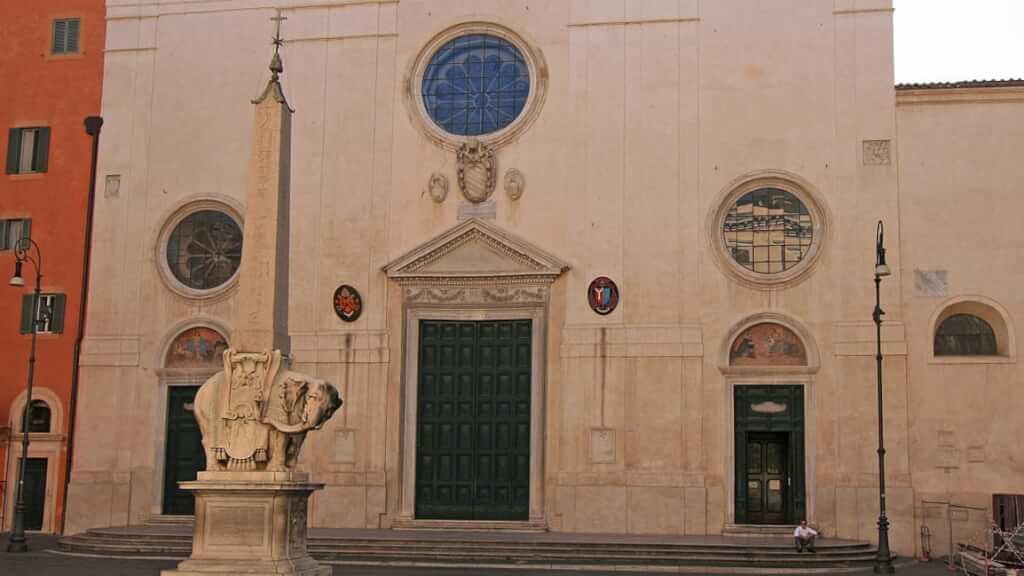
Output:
58,521,884,573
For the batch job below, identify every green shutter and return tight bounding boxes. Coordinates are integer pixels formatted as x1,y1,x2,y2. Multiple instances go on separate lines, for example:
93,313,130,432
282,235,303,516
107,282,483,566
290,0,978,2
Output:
35,128,49,173
20,294,34,334
50,294,66,334
67,20,81,53
21,218,30,240
6,128,21,174
0,221,8,250
52,20,66,53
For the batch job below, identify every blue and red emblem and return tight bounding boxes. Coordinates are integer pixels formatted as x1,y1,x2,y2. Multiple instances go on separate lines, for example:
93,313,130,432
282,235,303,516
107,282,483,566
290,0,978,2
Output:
587,276,619,316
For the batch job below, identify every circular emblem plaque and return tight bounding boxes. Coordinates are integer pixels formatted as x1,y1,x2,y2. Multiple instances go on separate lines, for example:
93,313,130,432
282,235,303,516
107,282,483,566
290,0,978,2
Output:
587,276,619,316
333,285,363,322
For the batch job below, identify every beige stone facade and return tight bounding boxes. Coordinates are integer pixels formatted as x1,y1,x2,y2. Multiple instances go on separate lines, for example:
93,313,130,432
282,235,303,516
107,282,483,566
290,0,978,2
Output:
65,0,1024,559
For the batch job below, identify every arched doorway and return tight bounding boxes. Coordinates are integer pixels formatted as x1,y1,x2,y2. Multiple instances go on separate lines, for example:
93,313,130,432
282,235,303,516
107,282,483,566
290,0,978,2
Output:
723,318,817,526
159,325,227,515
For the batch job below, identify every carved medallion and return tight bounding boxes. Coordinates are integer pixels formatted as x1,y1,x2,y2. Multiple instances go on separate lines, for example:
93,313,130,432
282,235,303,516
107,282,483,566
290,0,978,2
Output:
587,276,619,316
504,168,525,201
428,172,448,204
333,285,363,322
457,140,496,203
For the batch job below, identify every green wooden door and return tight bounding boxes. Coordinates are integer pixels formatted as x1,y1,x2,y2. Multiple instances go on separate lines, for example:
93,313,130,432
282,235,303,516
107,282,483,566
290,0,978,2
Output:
21,458,47,530
744,432,788,524
163,386,205,515
415,320,531,521
734,385,805,525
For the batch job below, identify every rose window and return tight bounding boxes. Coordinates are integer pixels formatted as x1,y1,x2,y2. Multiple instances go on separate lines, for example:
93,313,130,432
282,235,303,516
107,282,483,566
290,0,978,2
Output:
723,188,813,274
166,210,243,290
421,33,530,136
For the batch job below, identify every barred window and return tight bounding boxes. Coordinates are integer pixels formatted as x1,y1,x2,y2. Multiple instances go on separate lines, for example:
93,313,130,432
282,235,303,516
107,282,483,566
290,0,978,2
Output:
165,210,242,291
934,314,997,356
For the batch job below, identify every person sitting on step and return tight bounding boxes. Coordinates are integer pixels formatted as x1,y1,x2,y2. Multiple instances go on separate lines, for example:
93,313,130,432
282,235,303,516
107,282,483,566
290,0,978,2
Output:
794,520,817,553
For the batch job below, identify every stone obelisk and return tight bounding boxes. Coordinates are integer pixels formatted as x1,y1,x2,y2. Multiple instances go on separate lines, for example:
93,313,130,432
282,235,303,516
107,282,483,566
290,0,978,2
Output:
162,17,332,576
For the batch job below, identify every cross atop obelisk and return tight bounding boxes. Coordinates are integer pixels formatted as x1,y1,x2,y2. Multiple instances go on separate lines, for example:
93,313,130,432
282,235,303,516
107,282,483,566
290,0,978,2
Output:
232,13,293,353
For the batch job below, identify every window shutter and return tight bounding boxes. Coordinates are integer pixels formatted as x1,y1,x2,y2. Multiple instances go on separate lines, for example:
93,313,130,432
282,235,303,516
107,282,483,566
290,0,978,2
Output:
67,20,81,53
6,128,20,174
21,218,31,240
53,20,67,53
20,294,35,334
0,221,8,250
35,127,50,173
51,294,66,334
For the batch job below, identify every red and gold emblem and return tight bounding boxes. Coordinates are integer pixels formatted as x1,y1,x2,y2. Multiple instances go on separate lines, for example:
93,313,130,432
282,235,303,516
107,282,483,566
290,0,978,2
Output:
333,285,363,322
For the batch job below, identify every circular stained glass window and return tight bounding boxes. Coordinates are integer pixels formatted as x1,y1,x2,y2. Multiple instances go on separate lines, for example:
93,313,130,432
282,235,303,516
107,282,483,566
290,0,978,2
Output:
722,188,813,274
165,210,243,290
421,33,530,137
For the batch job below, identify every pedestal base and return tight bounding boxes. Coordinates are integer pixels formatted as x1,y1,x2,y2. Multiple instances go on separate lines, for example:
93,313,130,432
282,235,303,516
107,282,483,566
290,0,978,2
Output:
162,471,330,576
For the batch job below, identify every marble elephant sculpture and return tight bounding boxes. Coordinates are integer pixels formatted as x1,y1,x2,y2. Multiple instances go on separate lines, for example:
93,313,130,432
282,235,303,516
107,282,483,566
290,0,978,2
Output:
194,370,342,472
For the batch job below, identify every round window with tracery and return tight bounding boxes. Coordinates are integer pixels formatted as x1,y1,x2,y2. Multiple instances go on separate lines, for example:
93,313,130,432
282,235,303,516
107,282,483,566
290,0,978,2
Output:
723,188,813,274
421,33,530,137
165,210,242,291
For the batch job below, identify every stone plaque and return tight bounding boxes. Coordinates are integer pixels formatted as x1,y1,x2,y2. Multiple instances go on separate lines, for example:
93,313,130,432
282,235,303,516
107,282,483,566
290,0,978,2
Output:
457,199,496,221
914,269,948,297
590,428,615,463
104,174,121,198
206,505,267,547
863,139,891,165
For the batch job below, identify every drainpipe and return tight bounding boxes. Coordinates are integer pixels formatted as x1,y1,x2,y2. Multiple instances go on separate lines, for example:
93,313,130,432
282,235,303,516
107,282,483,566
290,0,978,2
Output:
59,116,103,534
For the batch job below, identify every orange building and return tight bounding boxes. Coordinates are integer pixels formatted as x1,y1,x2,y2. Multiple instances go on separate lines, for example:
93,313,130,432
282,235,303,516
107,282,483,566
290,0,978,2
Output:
1,0,104,534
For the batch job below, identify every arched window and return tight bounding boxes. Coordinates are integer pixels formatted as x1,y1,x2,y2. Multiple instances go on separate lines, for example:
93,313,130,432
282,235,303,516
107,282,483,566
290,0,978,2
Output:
935,314,997,356
27,400,51,433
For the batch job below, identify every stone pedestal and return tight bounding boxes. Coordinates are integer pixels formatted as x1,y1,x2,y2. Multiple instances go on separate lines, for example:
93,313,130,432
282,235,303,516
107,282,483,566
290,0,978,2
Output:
162,471,329,576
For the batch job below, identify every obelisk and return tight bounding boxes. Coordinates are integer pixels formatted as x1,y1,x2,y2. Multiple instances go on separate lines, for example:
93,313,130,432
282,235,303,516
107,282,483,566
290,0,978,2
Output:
233,15,292,355
162,16,333,576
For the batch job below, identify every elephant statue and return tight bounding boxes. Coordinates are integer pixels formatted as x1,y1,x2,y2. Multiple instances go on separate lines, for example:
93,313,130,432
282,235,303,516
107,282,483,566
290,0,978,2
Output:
193,349,342,472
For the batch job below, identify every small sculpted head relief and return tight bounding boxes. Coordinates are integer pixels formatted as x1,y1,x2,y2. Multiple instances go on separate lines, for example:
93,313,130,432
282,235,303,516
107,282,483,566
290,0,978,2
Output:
428,172,448,203
504,168,525,201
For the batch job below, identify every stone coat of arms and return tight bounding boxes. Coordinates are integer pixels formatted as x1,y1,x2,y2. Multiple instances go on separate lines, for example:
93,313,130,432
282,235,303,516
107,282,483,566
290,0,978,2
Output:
457,140,496,203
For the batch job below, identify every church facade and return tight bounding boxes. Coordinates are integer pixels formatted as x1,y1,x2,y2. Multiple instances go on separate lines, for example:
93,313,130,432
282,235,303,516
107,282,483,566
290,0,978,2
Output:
65,0,1024,559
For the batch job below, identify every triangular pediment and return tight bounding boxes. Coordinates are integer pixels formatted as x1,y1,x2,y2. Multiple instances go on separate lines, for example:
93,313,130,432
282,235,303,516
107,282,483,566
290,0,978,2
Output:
383,218,569,283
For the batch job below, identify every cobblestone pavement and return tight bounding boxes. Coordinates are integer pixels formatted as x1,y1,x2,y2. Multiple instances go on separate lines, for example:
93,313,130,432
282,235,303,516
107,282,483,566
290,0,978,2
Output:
0,534,958,576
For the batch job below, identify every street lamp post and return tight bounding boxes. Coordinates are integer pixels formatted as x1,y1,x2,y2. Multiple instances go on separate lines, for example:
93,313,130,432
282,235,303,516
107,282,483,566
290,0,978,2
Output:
7,237,46,553
873,220,894,574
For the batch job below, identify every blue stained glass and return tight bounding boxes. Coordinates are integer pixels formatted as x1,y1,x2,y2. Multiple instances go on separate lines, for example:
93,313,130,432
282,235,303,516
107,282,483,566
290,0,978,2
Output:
422,34,530,136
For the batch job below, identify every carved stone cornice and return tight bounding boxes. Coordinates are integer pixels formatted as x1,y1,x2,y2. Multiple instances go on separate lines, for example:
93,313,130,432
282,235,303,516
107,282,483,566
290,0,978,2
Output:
383,218,569,286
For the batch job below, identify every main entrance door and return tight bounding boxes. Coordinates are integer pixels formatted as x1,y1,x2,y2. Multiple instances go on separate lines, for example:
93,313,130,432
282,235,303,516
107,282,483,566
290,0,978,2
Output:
415,320,531,520
735,385,805,525
163,386,206,515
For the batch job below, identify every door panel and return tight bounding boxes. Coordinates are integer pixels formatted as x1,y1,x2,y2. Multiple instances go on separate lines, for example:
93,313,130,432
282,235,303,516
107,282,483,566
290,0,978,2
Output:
163,386,205,515
416,320,531,521
22,458,47,531
745,432,788,524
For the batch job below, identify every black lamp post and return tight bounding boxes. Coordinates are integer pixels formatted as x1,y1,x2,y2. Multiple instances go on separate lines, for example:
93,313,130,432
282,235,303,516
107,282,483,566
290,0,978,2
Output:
873,220,894,573
7,237,47,553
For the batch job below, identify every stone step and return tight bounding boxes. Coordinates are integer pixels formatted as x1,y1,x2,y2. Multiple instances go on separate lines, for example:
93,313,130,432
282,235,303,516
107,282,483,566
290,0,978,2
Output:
66,530,873,554
58,527,880,571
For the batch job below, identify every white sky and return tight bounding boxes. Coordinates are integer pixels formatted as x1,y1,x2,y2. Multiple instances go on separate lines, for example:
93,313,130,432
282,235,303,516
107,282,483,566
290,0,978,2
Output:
894,0,1024,84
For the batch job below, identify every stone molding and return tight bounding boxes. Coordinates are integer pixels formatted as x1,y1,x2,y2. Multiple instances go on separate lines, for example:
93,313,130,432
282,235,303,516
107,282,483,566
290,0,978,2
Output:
832,321,908,357
706,170,831,291
403,20,548,151
80,336,141,366
897,85,1024,106
560,324,703,358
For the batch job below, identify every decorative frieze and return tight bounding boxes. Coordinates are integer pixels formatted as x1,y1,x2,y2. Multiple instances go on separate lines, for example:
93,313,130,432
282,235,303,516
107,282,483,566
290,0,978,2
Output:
404,285,549,305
